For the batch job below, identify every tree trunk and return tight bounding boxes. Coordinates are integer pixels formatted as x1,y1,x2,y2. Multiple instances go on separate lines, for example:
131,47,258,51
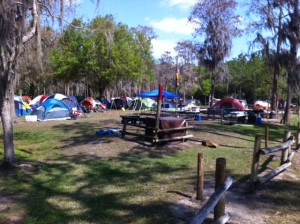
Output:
281,82,291,125
270,69,278,113
210,71,215,108
0,64,16,168
1,95,15,167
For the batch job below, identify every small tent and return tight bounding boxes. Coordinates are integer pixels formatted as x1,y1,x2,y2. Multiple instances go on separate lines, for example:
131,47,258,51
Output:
212,98,245,111
254,100,270,110
30,98,72,121
129,98,156,111
81,97,96,111
110,97,132,109
14,95,27,116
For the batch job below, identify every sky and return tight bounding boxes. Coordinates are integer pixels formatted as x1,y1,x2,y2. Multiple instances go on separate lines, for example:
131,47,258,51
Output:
72,0,251,60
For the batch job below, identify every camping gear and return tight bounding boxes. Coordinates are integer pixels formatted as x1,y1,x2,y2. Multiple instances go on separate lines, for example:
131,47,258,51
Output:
25,115,37,122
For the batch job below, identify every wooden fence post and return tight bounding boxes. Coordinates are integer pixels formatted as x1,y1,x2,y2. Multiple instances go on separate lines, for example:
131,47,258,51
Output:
250,135,261,190
265,126,269,148
214,158,226,221
281,130,291,164
196,153,204,200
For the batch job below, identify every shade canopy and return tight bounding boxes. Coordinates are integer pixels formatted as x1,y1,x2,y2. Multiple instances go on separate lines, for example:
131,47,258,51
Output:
138,89,179,98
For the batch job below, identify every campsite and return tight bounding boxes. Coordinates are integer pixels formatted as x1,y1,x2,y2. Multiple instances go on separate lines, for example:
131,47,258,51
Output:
0,107,300,223
2,1,300,224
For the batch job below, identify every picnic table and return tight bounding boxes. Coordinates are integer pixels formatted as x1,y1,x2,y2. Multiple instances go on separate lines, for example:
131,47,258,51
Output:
120,114,193,144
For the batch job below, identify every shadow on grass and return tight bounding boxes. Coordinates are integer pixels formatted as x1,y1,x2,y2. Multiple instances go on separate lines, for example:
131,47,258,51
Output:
0,149,193,224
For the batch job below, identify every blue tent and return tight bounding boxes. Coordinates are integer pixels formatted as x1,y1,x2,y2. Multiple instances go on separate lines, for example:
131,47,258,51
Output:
14,95,27,116
138,89,179,98
31,98,72,121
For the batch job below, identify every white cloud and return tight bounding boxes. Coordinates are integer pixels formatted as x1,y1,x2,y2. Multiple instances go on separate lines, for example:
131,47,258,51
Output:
160,0,197,10
151,17,194,35
151,39,177,59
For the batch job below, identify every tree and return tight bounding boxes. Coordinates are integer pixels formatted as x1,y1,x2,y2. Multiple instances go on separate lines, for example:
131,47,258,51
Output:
249,0,287,114
175,40,198,102
0,0,96,168
249,0,300,124
18,27,57,98
157,52,176,90
189,0,241,107
279,0,300,124
50,15,156,98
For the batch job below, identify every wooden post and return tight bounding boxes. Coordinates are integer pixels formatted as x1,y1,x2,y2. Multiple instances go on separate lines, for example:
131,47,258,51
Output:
250,135,261,190
196,153,204,200
265,126,269,148
281,130,291,164
214,158,226,221
121,118,127,138
155,85,163,132
296,122,300,150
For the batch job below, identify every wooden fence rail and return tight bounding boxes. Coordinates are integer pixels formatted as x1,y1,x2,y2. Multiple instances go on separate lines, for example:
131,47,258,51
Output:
250,128,297,189
189,176,233,224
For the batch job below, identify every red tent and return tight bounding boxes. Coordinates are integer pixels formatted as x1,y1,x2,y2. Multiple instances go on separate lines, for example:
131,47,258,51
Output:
212,98,245,111
81,97,95,110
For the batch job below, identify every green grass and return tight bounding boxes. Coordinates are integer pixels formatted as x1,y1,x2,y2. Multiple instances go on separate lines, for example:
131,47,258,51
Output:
0,113,300,223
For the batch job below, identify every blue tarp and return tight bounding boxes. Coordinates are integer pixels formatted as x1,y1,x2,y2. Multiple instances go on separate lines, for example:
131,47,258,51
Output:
138,89,179,98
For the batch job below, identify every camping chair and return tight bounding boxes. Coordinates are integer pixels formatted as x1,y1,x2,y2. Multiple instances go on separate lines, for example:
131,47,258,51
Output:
81,104,92,118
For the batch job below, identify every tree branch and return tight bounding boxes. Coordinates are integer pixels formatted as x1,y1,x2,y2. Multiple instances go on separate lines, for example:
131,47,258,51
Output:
22,0,38,43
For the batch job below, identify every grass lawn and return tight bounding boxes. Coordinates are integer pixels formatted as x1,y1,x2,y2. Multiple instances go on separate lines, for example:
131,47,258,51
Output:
0,111,300,223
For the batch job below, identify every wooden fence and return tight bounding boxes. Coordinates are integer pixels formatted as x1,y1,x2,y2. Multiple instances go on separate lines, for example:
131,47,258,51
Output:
190,157,233,224
250,127,298,189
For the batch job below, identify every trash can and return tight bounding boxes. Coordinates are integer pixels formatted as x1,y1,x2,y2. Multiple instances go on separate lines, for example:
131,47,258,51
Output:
195,114,202,121
256,116,262,124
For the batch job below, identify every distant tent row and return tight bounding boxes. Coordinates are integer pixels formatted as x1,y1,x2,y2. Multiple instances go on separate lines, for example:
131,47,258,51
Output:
14,89,179,120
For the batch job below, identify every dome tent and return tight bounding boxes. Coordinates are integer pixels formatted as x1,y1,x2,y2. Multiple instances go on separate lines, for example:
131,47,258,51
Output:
129,98,156,111
31,98,72,121
212,98,245,111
